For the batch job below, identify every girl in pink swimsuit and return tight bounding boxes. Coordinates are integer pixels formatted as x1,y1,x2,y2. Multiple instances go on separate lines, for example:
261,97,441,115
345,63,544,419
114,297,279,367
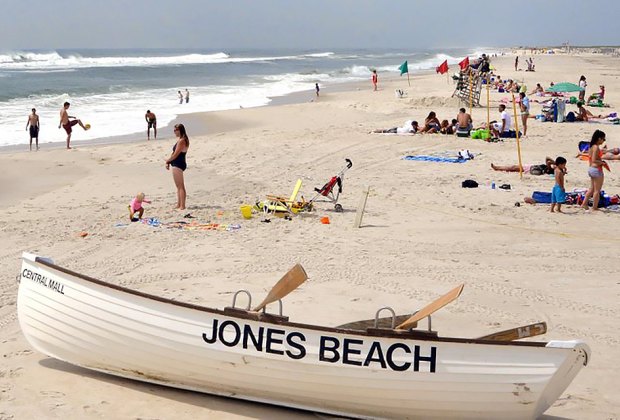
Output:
129,192,151,221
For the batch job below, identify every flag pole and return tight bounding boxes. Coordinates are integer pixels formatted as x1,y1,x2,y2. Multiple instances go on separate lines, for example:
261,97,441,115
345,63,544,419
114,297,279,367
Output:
511,92,524,179
407,72,410,87
486,78,490,130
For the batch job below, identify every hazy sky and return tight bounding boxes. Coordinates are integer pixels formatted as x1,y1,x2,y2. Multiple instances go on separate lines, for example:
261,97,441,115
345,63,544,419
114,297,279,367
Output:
2,0,619,50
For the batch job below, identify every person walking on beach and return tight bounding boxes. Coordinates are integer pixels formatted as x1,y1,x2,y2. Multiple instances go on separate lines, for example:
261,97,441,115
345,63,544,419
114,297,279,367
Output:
185,89,190,103
26,108,40,151
514,56,519,71
371,70,378,91
315,82,320,97
145,110,157,140
519,92,530,137
165,123,189,210
550,157,567,213
581,130,607,212
58,102,88,150
178,90,183,104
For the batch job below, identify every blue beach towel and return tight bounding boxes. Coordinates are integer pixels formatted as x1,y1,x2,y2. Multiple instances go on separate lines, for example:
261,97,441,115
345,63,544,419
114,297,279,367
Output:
403,155,468,163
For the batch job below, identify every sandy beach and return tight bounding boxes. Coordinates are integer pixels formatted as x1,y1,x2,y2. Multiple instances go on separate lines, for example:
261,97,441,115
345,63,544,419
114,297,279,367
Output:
1,53,620,419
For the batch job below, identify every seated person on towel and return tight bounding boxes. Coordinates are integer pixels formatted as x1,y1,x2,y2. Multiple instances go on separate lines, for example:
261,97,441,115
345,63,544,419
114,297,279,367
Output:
490,104,513,138
418,112,441,134
575,102,614,121
372,120,418,134
439,119,455,135
456,108,473,133
587,85,605,103
491,157,555,175
530,83,544,96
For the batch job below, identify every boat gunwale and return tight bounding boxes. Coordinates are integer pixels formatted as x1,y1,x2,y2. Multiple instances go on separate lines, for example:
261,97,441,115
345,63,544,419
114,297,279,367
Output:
30,257,549,347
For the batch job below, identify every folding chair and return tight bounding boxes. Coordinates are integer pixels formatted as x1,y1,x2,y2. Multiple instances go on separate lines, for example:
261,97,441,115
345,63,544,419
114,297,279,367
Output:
261,179,309,215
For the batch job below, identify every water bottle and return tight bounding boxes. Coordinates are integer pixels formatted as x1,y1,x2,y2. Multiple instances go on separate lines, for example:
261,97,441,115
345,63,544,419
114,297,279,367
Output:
491,182,496,189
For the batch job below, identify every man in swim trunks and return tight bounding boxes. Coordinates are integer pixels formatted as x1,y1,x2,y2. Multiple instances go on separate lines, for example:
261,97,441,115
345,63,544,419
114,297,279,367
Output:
456,108,473,133
185,89,190,103
58,102,88,149
26,108,40,151
145,110,157,140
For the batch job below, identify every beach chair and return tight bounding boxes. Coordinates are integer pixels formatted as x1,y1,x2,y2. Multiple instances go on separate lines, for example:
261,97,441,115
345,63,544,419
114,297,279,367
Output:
260,179,310,215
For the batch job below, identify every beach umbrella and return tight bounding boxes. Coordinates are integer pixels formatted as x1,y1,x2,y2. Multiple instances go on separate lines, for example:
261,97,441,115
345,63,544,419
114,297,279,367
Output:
546,82,583,93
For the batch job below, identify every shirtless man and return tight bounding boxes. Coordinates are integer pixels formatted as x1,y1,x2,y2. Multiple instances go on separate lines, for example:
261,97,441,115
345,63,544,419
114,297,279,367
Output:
456,108,473,133
145,110,157,140
26,108,40,151
58,102,87,149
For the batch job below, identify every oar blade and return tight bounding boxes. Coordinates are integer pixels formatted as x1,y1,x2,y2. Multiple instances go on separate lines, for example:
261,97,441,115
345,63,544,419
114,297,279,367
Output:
336,314,413,331
253,264,307,312
396,284,464,330
478,322,547,341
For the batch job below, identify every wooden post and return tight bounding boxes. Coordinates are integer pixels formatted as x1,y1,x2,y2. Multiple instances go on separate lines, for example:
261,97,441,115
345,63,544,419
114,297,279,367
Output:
468,71,473,115
353,186,370,229
486,79,490,129
511,92,524,179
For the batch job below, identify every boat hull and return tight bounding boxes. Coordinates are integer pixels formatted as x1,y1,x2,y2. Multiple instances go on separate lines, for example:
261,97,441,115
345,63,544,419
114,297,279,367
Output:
17,253,589,419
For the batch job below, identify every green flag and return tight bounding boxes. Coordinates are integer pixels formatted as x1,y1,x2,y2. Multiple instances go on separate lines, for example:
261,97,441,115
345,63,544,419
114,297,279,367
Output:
398,60,408,76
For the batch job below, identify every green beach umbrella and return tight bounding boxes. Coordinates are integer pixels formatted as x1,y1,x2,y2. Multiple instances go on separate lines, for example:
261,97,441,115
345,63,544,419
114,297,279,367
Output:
546,82,583,93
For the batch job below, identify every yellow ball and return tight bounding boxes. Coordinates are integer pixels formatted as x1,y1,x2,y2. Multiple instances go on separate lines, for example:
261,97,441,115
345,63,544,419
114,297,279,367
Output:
84,123,91,130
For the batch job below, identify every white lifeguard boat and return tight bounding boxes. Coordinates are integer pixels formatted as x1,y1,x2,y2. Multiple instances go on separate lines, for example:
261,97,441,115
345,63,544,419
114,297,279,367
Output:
17,252,589,419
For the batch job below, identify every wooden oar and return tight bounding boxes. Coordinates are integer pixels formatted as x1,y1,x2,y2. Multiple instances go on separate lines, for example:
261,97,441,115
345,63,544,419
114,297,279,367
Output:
336,314,412,330
395,284,464,330
252,264,307,312
477,322,547,341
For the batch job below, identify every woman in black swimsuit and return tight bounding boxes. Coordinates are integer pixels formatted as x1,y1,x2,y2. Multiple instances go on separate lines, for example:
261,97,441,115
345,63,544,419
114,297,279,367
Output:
165,124,189,210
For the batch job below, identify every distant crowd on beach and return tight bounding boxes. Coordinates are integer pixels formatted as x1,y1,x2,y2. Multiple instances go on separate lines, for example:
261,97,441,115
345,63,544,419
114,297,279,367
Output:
23,53,617,216
368,52,618,214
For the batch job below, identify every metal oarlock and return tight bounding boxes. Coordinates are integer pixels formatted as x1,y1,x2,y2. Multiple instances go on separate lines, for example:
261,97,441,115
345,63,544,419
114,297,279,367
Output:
374,307,396,329
262,299,284,316
231,290,252,311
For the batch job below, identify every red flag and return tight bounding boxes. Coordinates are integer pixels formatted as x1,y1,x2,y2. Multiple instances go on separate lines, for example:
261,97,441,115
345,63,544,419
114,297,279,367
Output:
436,60,449,74
458,57,470,70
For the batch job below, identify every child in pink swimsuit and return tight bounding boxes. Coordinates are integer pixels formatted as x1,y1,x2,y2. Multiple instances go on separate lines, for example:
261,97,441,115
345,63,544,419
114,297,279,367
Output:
129,192,151,221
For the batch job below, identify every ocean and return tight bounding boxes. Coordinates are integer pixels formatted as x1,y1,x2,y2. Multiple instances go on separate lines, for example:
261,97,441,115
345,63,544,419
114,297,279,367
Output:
0,47,488,148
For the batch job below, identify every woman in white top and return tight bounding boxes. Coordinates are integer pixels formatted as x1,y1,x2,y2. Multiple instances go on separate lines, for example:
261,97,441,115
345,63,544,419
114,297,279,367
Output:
578,75,587,102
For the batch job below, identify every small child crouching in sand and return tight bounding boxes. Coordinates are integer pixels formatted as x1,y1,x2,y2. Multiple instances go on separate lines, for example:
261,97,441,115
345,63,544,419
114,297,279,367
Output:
550,157,567,213
129,192,151,221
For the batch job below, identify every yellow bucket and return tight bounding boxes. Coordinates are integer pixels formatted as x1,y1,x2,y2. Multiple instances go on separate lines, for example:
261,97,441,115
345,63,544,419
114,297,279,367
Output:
240,205,253,219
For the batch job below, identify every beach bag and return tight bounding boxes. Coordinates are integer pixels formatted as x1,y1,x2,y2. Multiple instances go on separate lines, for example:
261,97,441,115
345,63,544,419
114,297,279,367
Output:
462,179,478,188
529,165,545,176
565,111,576,122
471,130,481,139
532,191,552,204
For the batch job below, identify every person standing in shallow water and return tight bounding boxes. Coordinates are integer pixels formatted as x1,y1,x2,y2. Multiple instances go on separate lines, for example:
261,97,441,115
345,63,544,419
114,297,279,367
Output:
178,91,183,104
26,108,40,151
315,83,320,97
371,70,378,91
185,89,190,103
145,110,157,140
165,124,189,210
